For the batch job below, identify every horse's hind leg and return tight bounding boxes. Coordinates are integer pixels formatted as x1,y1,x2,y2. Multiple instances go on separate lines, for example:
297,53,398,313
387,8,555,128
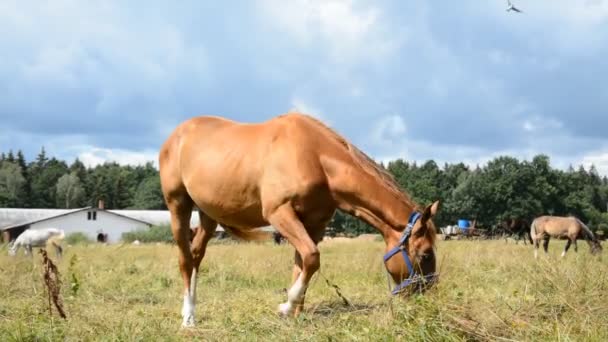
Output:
542,236,550,255
573,239,578,252
188,210,218,320
266,204,321,317
166,194,195,327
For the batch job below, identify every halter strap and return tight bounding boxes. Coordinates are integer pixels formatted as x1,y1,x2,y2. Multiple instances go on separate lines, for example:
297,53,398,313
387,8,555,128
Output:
383,211,436,295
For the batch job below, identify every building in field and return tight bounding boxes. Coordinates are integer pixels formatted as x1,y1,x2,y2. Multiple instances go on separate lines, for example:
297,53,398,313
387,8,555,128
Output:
0,200,274,244
0,201,154,243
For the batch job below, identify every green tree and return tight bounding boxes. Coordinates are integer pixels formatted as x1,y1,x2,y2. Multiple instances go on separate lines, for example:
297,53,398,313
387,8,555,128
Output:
132,175,166,209
56,172,86,208
29,152,68,208
0,161,26,207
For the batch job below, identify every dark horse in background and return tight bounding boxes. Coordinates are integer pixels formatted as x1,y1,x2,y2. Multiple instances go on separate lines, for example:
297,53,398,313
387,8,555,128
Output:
500,218,533,245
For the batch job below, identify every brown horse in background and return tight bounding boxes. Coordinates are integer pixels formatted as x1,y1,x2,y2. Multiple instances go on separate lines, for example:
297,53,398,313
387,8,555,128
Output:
159,112,440,327
530,215,603,258
500,218,532,245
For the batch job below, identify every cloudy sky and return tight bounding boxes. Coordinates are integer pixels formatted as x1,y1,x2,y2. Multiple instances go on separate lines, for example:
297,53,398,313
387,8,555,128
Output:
1,0,608,175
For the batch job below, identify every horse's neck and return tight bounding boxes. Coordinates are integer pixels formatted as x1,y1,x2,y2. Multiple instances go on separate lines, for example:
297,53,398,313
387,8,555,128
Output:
332,167,414,238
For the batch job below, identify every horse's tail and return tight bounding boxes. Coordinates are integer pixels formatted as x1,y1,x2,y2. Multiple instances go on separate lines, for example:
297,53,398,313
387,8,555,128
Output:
529,219,538,242
526,221,534,244
220,225,272,242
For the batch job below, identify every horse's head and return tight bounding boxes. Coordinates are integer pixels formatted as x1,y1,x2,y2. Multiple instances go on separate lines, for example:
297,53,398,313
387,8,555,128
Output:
590,239,603,255
383,200,439,295
7,241,17,256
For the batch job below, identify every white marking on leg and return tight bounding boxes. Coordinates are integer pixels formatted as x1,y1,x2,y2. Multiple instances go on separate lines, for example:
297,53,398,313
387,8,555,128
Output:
561,251,566,257
279,274,307,316
181,269,197,328
181,291,195,327
534,248,538,259
190,268,197,302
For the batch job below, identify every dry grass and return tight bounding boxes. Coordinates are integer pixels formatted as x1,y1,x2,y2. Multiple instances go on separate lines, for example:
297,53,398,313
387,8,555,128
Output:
0,238,606,341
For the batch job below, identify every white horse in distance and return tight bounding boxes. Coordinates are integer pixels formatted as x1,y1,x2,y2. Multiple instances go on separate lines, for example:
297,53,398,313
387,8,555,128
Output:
8,227,66,258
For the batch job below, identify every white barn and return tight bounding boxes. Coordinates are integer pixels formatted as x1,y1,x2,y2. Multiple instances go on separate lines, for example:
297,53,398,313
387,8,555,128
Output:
0,206,152,243
0,201,275,244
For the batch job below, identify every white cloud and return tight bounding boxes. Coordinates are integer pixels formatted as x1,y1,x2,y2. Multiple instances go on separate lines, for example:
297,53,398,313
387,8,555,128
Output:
373,138,583,176
580,149,608,176
256,0,405,64
521,116,564,133
289,97,332,125
523,121,535,132
370,114,406,147
1,1,209,113
74,146,159,169
546,0,608,26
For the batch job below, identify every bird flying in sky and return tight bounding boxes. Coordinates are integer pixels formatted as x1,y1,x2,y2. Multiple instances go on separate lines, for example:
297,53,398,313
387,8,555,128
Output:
506,0,523,13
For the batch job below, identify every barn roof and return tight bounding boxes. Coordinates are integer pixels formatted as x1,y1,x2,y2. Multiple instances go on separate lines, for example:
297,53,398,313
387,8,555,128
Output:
0,208,79,230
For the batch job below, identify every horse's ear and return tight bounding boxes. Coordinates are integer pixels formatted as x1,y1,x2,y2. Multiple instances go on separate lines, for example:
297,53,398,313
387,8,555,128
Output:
421,200,440,224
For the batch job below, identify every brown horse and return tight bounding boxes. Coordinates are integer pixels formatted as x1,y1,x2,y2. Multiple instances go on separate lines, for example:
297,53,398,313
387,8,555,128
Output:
530,215,603,258
500,218,532,245
159,112,440,327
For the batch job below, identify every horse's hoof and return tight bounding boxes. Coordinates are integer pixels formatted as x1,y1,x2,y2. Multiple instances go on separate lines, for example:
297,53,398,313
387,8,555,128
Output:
278,303,293,317
181,315,195,328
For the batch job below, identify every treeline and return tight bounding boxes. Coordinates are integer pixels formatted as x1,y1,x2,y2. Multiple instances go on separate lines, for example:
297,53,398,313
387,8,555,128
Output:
330,155,608,235
0,148,165,210
1,148,607,235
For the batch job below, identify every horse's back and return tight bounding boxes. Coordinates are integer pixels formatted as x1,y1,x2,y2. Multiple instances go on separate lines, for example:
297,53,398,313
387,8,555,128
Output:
160,112,340,182
533,215,579,236
159,112,341,226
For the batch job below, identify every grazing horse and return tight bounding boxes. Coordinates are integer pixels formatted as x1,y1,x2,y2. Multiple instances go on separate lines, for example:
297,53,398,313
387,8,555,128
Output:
159,112,440,328
530,215,603,258
500,218,532,245
8,227,65,259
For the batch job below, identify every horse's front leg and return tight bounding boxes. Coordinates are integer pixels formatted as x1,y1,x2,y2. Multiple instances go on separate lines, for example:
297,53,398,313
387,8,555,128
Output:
266,204,321,317
562,239,572,257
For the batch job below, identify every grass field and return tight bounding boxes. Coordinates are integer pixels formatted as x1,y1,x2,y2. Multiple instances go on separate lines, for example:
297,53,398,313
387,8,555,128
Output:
0,237,607,341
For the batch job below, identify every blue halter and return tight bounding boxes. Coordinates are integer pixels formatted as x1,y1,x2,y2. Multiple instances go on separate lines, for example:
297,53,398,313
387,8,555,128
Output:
382,211,437,295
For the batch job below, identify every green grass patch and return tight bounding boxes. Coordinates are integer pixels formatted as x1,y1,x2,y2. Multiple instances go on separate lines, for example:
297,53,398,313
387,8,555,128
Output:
0,239,606,341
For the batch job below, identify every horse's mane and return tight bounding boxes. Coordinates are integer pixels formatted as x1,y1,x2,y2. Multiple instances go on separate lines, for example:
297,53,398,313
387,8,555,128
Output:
296,112,424,215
